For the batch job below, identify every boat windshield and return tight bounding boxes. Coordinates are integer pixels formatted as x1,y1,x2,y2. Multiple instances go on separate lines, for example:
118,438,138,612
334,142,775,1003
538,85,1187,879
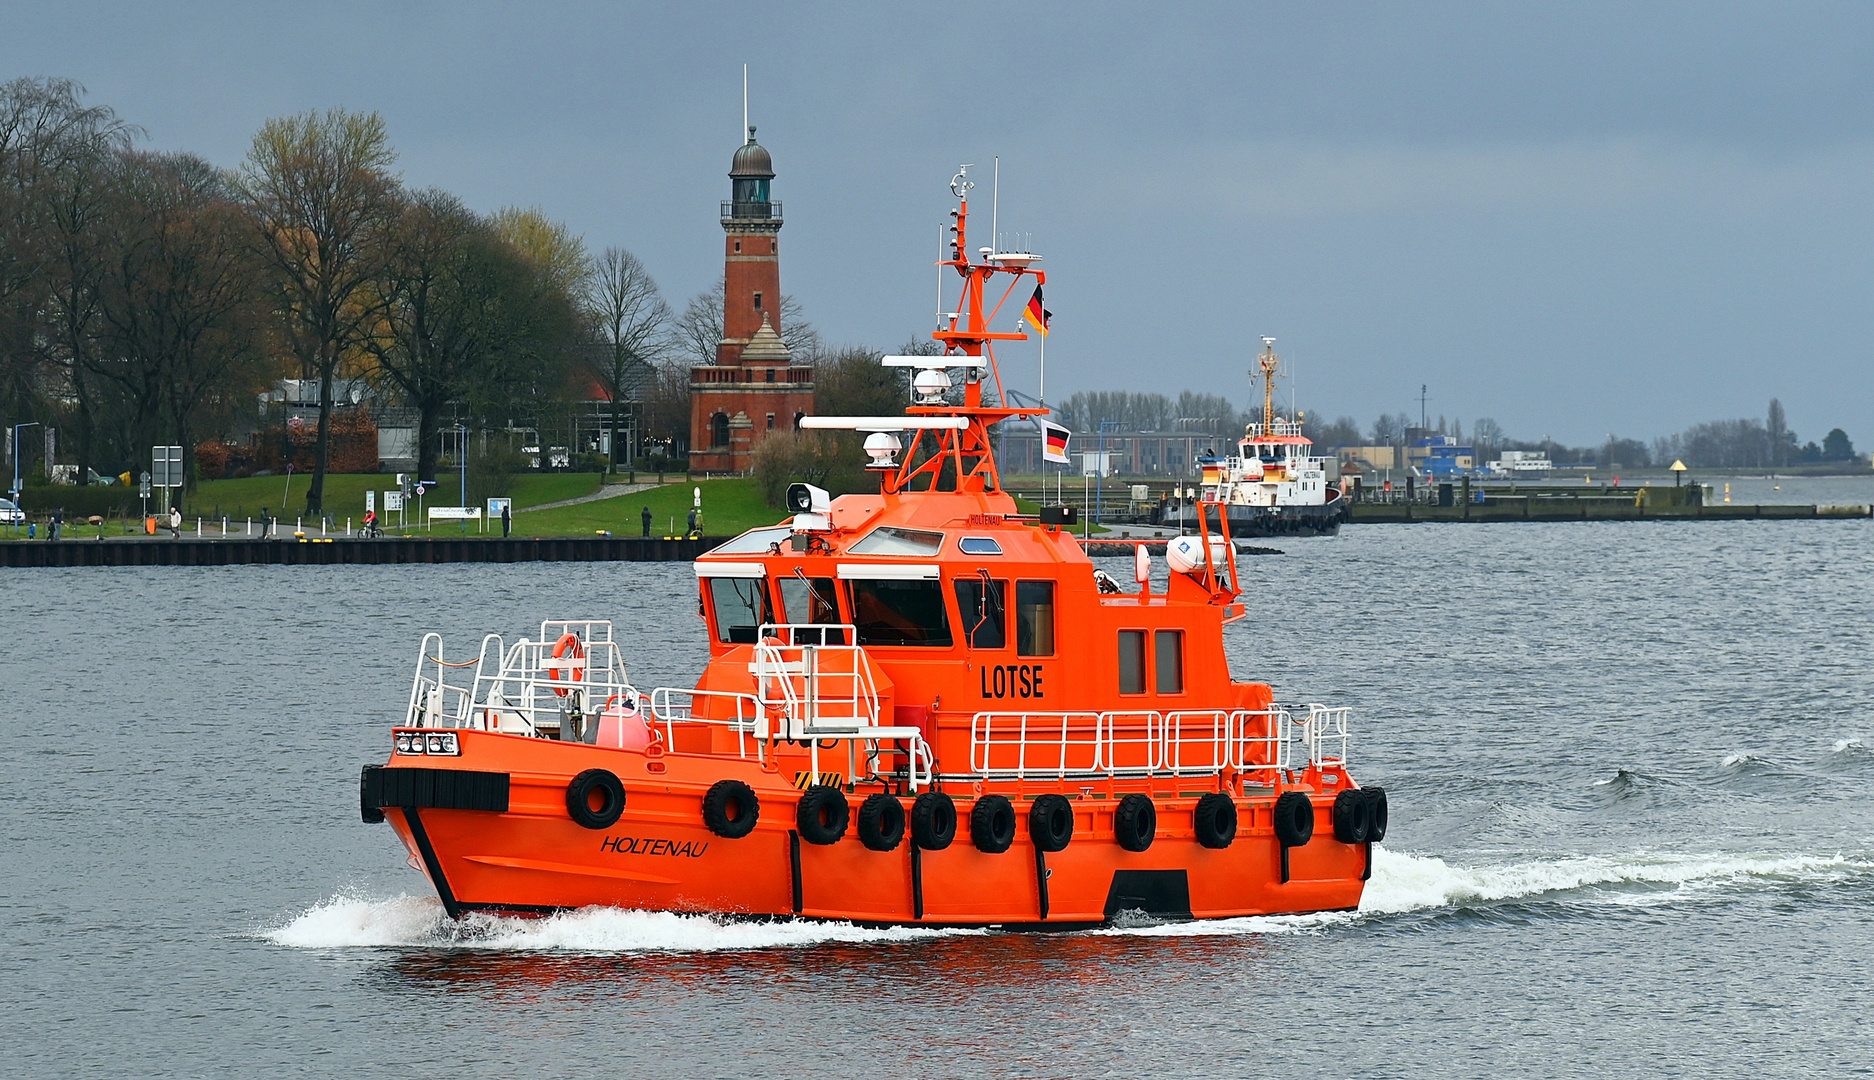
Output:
848,578,953,647
708,577,773,644
849,527,944,556
953,578,1007,648
711,526,790,554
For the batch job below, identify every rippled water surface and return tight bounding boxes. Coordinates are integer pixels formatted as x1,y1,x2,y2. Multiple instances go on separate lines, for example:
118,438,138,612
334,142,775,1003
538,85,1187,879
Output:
3,517,1871,1078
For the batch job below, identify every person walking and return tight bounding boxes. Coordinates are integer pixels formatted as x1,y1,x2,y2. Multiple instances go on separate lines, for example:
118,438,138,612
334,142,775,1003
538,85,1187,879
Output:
501,501,512,537
686,506,698,537
49,508,62,541
168,506,182,538
641,505,652,538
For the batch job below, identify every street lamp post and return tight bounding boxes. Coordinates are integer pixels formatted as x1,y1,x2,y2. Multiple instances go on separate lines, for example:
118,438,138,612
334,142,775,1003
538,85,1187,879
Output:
10,422,41,537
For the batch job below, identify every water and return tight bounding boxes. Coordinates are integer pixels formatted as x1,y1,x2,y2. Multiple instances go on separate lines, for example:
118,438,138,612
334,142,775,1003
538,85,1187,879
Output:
4,516,1871,1078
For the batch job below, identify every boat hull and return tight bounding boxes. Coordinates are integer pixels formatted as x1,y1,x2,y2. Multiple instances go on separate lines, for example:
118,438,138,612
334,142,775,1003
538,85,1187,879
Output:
371,734,1369,925
1154,497,1351,537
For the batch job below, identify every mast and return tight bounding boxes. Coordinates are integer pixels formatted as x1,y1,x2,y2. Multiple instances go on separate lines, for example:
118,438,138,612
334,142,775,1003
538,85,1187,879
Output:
1257,337,1279,433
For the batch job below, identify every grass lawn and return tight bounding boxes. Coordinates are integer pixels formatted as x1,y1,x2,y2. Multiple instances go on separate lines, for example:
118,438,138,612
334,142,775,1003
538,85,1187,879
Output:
192,472,600,522
509,478,786,538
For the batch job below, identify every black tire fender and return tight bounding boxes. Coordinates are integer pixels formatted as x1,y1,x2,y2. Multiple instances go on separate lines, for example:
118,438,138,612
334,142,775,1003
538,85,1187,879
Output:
857,792,906,852
566,768,626,830
1193,791,1236,849
1114,793,1157,852
1363,786,1389,842
970,794,1016,853
702,779,760,839
911,791,957,851
796,785,849,845
1030,794,1075,852
1273,790,1314,848
1332,788,1370,844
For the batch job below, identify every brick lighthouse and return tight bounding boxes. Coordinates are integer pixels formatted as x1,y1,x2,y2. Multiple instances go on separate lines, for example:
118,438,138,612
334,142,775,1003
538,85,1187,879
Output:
688,126,814,474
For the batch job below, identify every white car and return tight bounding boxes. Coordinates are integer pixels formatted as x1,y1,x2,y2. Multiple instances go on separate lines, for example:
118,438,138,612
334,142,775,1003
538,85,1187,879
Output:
0,498,23,525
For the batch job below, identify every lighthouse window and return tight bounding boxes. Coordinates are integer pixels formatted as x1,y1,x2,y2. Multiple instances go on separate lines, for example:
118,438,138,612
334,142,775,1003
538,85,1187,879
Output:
708,577,773,645
753,291,763,310
1155,630,1184,694
1117,631,1147,694
849,579,953,647
1015,581,1054,657
953,578,1007,649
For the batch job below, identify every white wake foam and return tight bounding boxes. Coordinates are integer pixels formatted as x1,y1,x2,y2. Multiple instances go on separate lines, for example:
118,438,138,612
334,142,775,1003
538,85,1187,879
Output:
264,893,974,953
1094,847,1867,939
1358,846,1862,915
269,849,1868,950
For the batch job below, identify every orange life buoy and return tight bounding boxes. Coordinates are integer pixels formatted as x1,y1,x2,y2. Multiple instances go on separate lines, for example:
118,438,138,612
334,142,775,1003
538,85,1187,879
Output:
548,633,584,696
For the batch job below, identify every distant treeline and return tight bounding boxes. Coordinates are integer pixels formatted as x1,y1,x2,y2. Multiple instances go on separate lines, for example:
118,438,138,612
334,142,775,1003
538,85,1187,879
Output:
1052,388,1860,470
0,77,824,515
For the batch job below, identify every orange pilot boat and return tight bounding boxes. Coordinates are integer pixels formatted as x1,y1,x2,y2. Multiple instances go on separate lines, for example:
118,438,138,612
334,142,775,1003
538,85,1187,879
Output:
359,170,1389,927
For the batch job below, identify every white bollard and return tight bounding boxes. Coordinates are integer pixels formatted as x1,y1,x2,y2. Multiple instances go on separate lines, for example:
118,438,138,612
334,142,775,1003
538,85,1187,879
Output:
246,517,252,536
196,517,202,537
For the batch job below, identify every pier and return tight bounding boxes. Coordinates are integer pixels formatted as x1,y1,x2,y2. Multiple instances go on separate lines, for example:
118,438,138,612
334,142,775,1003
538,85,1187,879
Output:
0,536,717,568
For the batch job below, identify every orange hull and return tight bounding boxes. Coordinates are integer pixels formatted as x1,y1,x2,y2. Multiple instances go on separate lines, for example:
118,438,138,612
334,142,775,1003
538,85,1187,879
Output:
371,732,1367,925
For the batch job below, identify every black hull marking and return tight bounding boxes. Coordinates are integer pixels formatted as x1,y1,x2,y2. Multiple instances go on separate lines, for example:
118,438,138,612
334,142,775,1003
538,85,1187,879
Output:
402,807,463,920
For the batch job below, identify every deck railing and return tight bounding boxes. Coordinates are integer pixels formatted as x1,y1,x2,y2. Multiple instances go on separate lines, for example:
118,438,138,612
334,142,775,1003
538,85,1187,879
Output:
967,705,1344,783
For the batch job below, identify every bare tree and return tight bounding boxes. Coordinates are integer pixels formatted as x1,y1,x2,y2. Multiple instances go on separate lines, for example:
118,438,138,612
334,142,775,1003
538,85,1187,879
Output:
674,276,818,366
240,108,398,516
92,152,266,508
587,246,669,465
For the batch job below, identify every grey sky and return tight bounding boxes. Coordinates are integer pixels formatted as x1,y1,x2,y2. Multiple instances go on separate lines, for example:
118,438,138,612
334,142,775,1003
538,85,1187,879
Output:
6,2,1870,446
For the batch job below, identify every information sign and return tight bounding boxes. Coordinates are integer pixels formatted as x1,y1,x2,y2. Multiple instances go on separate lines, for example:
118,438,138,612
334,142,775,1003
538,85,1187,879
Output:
384,491,405,511
366,490,376,513
427,506,481,521
151,445,183,488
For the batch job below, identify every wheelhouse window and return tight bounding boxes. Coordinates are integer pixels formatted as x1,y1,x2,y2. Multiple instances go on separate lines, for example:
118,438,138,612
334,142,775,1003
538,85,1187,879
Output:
779,576,844,643
849,579,953,647
1118,631,1147,694
1155,630,1184,694
1016,581,1054,657
849,527,945,557
953,577,1007,649
708,577,772,645
710,526,789,554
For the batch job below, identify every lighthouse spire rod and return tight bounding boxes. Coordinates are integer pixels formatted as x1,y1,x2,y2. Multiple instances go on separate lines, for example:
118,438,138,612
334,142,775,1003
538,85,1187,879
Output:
742,64,748,140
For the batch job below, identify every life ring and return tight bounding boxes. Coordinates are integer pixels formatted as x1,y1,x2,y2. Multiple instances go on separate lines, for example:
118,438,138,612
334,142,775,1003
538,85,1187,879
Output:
702,779,760,838
1194,792,1237,849
1029,794,1075,852
911,791,957,850
1114,793,1156,852
1332,788,1371,844
566,768,625,830
1363,786,1389,842
970,795,1015,853
1273,791,1314,848
547,633,584,696
796,784,849,845
857,792,906,852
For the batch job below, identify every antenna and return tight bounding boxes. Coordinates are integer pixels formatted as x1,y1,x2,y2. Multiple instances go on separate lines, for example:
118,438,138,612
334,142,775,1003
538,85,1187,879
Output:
742,65,748,141
992,156,999,257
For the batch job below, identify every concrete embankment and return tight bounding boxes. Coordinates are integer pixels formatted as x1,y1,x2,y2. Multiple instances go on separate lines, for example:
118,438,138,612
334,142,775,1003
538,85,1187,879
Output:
1350,503,1870,523
0,536,717,567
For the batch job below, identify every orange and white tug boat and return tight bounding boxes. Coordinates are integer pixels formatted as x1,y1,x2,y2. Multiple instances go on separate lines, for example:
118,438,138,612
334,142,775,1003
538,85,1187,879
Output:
360,172,1388,927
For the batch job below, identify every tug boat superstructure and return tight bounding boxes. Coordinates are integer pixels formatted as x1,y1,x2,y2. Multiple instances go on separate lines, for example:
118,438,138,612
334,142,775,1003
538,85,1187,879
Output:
1156,339,1352,537
360,176,1387,926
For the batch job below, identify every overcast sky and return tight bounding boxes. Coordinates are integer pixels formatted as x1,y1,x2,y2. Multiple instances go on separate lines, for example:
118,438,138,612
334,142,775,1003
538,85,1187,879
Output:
6,2,1871,446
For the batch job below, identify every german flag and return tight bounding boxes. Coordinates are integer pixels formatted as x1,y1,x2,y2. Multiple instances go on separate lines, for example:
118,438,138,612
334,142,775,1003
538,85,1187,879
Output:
1023,285,1051,337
